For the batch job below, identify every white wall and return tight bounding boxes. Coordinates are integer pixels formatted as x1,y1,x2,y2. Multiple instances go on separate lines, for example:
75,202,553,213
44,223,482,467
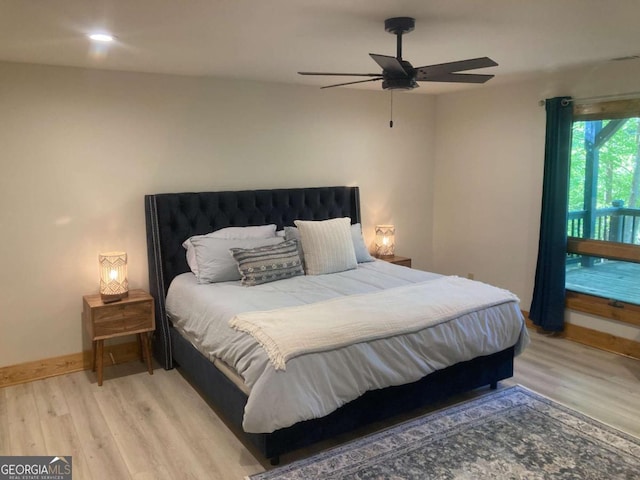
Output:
5,56,638,367
433,60,640,341
0,61,435,367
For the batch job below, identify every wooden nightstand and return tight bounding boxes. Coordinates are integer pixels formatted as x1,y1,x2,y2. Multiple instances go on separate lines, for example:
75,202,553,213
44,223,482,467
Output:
379,255,412,268
82,289,155,386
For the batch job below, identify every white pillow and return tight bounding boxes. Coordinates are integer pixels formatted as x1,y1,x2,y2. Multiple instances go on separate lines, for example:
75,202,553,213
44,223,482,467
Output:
188,236,283,283
350,223,375,263
284,226,305,267
294,218,357,275
183,224,277,276
285,223,374,264
208,225,277,239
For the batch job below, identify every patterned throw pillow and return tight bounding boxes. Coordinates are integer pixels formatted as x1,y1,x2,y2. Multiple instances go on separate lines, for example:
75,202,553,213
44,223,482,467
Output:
230,239,304,286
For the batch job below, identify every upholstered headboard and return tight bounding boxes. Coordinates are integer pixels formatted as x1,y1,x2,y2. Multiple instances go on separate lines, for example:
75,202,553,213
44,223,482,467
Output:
145,186,361,369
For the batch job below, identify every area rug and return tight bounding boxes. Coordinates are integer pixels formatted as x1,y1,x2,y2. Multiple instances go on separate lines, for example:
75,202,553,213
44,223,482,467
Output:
249,385,640,479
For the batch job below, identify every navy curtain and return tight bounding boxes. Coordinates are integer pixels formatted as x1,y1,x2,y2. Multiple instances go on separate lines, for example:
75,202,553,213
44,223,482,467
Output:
529,97,573,331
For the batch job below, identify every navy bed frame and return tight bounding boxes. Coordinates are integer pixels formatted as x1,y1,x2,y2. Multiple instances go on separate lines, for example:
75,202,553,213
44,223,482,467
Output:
144,186,514,464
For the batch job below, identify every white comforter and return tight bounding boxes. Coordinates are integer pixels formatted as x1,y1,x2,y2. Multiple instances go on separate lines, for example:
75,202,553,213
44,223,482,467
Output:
166,261,529,433
231,277,520,371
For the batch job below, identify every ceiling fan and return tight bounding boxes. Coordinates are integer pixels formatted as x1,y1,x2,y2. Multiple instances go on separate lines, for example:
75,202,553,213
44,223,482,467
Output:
298,17,498,90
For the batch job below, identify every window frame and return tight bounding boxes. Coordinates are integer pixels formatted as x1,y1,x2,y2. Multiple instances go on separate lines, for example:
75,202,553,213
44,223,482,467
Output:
566,99,640,325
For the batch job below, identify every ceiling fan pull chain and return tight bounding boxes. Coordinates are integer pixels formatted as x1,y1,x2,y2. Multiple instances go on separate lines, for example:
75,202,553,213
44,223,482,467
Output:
389,90,394,128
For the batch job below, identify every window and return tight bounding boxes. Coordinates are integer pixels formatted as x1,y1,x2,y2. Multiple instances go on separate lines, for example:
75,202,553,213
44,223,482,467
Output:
565,99,640,321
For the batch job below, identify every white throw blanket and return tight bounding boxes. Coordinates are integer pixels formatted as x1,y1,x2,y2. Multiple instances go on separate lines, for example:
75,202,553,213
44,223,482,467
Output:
230,276,519,371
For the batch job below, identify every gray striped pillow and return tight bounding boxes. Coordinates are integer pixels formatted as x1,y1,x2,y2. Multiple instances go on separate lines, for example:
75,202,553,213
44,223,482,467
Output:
230,239,304,286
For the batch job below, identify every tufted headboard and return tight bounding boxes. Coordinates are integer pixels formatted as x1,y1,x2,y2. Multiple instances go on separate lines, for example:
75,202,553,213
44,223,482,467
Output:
145,186,361,368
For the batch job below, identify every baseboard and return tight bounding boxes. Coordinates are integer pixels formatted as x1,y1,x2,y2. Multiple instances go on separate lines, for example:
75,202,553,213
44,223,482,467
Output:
0,341,140,388
523,313,640,361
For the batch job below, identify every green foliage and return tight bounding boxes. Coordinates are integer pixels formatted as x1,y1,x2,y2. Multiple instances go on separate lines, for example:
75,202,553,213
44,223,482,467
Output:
569,117,640,211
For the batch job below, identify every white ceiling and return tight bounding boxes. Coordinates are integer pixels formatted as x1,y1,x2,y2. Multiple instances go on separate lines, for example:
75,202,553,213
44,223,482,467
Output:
2,0,640,94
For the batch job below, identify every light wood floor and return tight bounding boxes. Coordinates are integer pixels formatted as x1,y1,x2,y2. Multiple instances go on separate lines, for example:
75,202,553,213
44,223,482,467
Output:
1,331,639,479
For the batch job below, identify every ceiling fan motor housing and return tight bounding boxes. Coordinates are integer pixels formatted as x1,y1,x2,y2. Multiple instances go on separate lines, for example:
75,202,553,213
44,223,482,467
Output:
383,58,418,90
382,77,417,90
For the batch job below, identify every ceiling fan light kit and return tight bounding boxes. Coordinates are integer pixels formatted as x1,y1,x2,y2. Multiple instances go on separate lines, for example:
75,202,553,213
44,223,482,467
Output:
298,17,498,91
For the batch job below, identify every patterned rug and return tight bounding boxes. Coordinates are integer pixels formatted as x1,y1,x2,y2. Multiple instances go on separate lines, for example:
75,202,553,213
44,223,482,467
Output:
249,385,640,479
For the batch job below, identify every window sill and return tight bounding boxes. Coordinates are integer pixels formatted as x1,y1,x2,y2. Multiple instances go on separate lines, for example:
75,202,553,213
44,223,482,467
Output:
565,290,640,328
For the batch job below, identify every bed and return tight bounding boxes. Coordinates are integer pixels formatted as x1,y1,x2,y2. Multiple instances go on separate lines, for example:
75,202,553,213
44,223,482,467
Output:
145,185,527,464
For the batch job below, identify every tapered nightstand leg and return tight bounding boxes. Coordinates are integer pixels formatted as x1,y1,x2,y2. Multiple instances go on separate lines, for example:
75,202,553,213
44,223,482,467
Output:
97,340,104,386
91,340,97,372
138,334,144,362
140,333,153,375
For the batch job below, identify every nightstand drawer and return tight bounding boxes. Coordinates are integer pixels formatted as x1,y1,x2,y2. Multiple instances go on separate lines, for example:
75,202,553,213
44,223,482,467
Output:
94,314,153,337
93,301,152,323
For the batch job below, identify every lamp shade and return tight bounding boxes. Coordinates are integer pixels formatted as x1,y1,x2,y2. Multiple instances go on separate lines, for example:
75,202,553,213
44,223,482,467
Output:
375,225,395,257
99,252,128,303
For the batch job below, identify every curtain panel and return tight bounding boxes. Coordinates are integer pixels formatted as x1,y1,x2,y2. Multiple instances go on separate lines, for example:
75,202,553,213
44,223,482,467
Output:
529,97,573,331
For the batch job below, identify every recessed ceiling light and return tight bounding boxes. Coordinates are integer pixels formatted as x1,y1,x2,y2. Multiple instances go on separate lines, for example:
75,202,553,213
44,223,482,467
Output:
88,33,115,42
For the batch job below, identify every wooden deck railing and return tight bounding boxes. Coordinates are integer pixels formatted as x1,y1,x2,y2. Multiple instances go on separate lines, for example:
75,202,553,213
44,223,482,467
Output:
567,202,640,266
568,201,640,245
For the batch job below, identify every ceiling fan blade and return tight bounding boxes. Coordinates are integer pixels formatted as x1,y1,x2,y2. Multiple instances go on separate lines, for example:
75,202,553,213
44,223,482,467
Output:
299,72,382,77
415,57,498,78
369,54,407,76
320,77,384,89
420,73,495,84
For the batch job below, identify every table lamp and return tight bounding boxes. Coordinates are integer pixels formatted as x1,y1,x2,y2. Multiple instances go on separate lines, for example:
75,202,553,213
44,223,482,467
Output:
99,252,129,303
375,225,395,257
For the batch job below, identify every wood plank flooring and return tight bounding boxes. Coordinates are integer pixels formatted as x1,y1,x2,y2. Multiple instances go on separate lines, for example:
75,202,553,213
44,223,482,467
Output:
1,332,639,479
566,259,640,305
